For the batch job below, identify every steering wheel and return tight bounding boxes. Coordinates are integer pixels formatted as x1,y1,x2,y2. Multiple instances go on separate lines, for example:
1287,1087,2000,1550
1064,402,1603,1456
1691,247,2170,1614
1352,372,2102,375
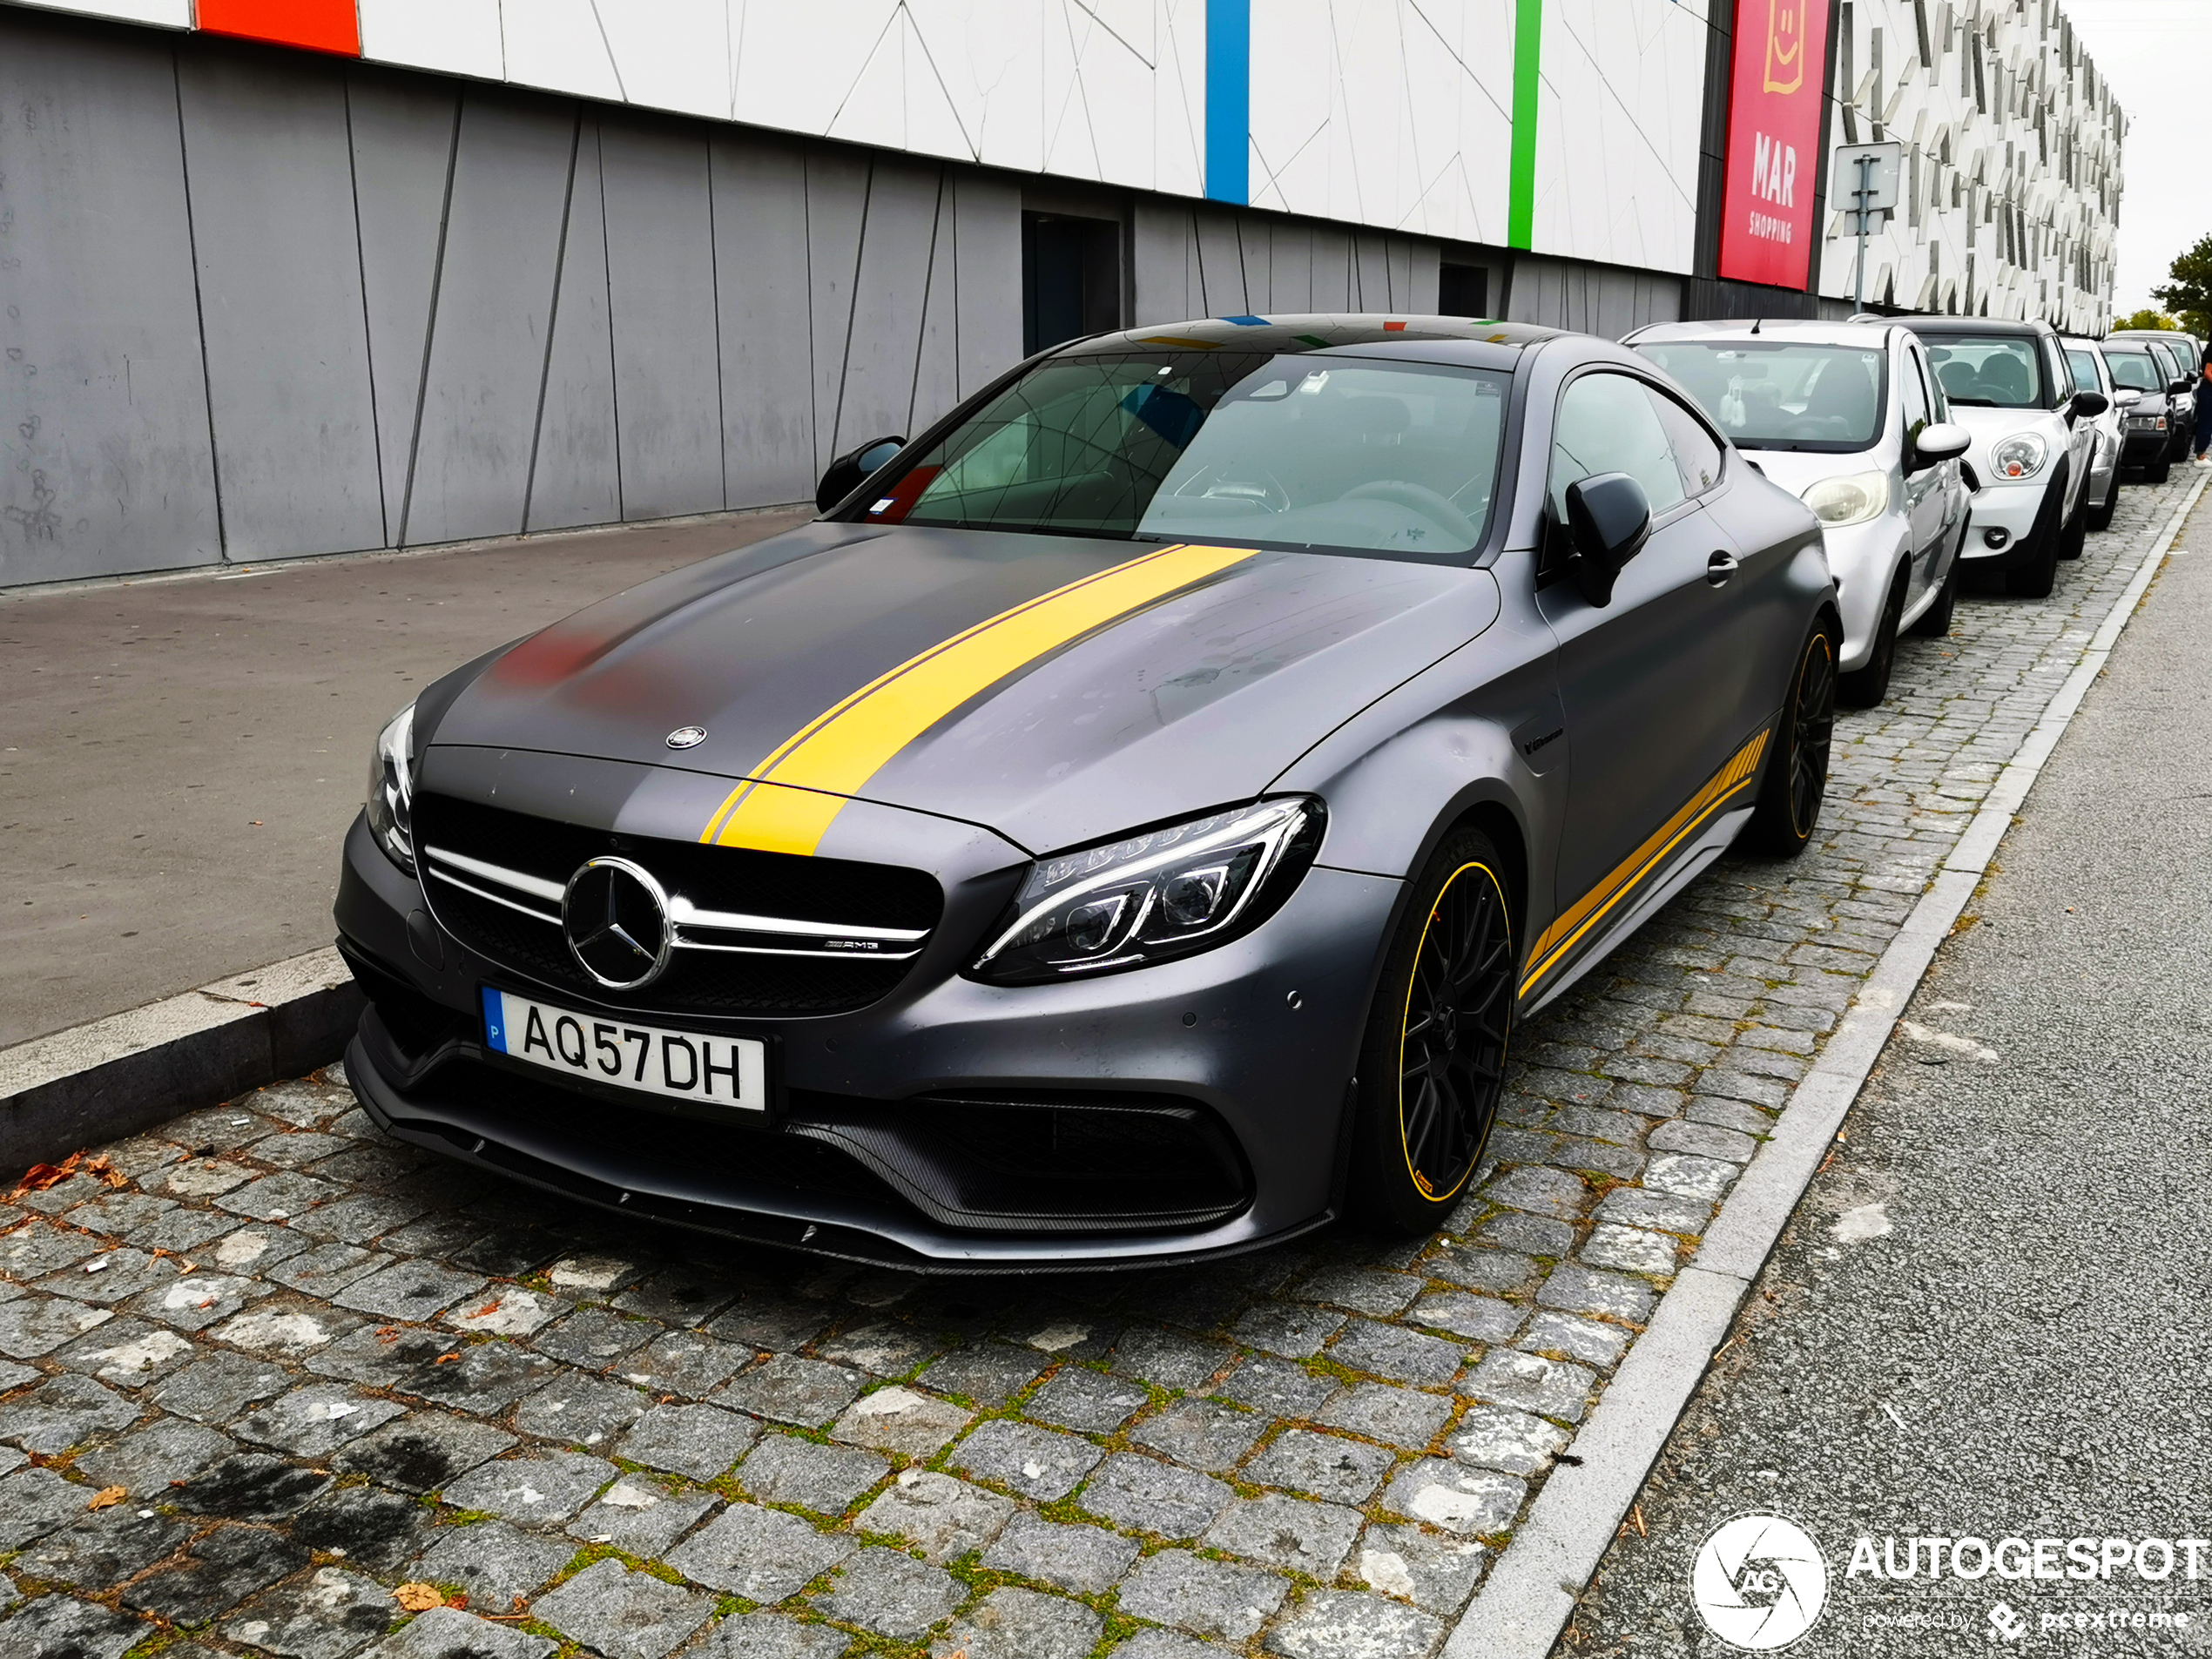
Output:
1178,464,1291,513
1340,480,1480,543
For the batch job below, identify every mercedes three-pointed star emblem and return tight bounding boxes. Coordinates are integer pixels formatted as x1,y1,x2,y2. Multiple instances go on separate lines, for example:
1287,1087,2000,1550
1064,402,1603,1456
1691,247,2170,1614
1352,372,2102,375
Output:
561,857,673,990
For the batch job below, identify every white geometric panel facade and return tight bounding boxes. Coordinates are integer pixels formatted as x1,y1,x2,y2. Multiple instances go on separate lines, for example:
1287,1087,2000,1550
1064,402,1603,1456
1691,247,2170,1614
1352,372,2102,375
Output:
1247,1,1516,247
1818,0,2121,330
1530,0,1710,274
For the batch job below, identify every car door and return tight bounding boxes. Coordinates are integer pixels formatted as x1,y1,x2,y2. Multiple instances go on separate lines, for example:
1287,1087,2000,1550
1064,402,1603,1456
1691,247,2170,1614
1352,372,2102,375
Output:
1896,339,1947,598
1534,370,1749,980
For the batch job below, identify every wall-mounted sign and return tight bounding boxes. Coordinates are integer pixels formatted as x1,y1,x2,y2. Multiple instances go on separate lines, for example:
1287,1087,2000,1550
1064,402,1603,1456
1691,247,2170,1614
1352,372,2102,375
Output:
1718,0,1832,289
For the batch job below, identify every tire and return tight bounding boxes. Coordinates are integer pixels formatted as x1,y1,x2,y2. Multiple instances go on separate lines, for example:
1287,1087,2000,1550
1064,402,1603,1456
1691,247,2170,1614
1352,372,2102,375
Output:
2087,469,2119,532
2058,490,2088,560
1744,620,1838,858
1838,563,1905,707
1909,545,1960,637
1350,831,1516,1235
2146,458,2171,485
2004,466,2067,598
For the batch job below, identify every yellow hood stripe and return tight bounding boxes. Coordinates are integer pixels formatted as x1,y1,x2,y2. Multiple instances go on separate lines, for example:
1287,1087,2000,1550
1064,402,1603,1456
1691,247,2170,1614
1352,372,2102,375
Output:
1519,726,1770,998
700,542,1259,854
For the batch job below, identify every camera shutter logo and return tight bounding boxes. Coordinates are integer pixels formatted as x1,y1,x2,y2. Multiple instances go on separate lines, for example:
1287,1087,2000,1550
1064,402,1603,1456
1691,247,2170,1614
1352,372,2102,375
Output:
1690,1513,1830,1649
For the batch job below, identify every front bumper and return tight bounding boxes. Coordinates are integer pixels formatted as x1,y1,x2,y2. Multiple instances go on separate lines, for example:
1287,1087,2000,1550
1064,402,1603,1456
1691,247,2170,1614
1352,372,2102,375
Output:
2121,425,2169,468
334,813,1401,1271
1956,478,2049,567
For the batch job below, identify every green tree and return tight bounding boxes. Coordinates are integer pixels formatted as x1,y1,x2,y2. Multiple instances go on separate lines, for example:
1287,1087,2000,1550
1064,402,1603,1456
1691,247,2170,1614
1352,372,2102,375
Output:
2150,234,2212,338
2114,307,2179,333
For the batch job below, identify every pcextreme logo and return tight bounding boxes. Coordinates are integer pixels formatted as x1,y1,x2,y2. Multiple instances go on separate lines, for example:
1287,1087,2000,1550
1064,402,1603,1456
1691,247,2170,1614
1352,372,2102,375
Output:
1763,0,1809,94
1692,1513,1831,1649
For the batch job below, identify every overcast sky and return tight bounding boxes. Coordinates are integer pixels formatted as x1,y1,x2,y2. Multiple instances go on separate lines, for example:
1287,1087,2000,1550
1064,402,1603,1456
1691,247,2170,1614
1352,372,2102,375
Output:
2061,0,2210,317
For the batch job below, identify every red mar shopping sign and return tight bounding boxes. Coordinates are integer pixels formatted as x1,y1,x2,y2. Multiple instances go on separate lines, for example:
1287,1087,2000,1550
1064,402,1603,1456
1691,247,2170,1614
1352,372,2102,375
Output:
1718,0,1831,289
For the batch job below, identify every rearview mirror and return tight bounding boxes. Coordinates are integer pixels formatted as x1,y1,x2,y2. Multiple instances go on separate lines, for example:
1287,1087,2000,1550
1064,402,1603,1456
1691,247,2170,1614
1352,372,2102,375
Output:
1561,472,1652,608
816,435,907,514
1913,421,1972,465
2067,390,2109,421
2114,388,2141,407
2171,378,2194,396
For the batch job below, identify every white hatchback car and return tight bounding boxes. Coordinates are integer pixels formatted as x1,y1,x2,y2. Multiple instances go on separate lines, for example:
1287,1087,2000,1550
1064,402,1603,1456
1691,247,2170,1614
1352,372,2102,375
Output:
1628,319,1970,706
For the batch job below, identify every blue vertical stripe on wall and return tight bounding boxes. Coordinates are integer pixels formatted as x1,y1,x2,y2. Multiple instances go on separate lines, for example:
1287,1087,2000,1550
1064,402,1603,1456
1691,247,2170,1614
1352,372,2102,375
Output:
1204,0,1249,205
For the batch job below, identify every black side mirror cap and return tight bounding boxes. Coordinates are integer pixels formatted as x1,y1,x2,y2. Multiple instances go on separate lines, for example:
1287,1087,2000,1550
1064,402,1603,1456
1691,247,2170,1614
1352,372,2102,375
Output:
1561,472,1652,608
2172,379,2195,396
2069,390,2109,420
816,435,908,514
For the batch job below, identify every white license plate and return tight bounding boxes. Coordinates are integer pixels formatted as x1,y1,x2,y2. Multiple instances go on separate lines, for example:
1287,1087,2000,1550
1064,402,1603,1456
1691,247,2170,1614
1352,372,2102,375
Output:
481,988,767,1112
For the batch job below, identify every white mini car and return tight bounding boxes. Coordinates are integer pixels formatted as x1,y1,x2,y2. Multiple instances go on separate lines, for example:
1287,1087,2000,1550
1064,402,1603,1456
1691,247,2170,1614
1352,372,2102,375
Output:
1629,319,1970,705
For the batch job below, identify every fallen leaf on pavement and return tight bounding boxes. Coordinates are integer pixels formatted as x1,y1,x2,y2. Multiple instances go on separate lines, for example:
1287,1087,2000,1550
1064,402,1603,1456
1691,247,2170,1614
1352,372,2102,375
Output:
87,1487,126,1510
394,1582,444,1612
10,1151,84,1197
435,1352,461,1365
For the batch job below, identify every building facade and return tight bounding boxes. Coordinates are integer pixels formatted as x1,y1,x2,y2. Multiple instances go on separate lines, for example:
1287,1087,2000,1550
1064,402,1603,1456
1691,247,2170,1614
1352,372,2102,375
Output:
0,0,2120,589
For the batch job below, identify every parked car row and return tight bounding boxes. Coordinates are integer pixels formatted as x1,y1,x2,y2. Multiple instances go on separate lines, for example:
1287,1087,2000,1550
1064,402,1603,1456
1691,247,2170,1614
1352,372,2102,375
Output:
332,300,2158,1271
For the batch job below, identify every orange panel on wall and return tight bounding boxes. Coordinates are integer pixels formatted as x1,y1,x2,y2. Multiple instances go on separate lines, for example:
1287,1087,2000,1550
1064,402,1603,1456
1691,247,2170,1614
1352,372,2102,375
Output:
196,0,361,56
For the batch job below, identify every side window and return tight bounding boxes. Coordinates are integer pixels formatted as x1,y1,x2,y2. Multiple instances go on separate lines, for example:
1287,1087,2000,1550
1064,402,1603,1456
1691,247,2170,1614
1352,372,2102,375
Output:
1646,385,1724,497
2046,337,2073,406
1898,345,1931,444
1548,373,1688,525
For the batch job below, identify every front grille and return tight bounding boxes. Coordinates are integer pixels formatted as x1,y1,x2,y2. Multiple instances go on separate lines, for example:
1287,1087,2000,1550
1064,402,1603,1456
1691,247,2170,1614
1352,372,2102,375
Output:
412,793,941,1018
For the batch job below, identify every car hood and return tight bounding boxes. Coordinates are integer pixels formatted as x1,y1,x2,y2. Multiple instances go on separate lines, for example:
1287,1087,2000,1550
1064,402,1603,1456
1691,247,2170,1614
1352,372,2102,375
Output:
1941,403,2066,464
1734,448,1896,502
429,523,1502,855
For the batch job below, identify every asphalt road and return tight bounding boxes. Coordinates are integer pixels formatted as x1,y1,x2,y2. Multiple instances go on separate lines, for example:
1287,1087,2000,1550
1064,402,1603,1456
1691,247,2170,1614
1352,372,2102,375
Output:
1562,495,2212,1656
0,509,808,1049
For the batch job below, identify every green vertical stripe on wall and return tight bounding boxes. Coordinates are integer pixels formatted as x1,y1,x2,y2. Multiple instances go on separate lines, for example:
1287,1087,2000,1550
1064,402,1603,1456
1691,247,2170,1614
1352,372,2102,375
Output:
1507,0,1542,250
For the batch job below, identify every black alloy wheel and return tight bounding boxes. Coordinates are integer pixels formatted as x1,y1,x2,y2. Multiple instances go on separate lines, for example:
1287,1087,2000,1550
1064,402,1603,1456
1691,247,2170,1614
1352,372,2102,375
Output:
1747,620,1838,857
1352,831,1515,1234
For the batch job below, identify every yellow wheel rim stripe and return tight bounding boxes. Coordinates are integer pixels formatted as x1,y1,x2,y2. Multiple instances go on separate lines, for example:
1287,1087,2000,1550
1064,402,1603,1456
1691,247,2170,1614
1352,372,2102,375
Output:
700,542,1258,854
1398,860,1507,1204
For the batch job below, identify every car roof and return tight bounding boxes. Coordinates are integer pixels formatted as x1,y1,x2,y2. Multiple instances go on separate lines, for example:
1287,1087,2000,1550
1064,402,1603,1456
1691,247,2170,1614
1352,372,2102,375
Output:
1055,314,1565,373
1894,314,2054,337
2098,337,2157,351
1628,318,1897,348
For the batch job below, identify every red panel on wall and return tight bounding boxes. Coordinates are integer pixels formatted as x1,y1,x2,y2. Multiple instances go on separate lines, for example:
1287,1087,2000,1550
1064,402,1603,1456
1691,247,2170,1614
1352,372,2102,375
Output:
1717,0,1831,289
196,0,361,57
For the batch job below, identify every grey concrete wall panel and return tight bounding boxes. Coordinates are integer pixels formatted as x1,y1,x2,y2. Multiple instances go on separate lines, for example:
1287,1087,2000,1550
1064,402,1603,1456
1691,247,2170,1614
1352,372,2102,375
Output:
1310,227,1352,311
951,174,1022,396
1351,234,1391,308
1194,210,1247,314
525,118,620,533
908,181,961,433
1406,241,1440,312
0,13,219,585
175,50,385,560
805,149,871,469
1236,219,1272,309
601,119,725,521
401,91,574,546
1268,224,1314,312
1131,201,1198,324
344,70,462,534
833,160,942,455
711,132,815,507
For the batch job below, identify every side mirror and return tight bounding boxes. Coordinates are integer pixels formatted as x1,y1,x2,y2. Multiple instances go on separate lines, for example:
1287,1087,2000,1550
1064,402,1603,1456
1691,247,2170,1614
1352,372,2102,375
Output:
2171,378,2195,396
815,435,907,514
1561,472,1651,608
2068,390,2109,421
1912,421,1972,465
2114,388,2141,408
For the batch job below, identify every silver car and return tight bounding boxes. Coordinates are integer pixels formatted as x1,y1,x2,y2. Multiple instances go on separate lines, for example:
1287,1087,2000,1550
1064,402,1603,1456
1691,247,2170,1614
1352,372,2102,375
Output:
2060,337,2124,531
1629,319,1969,706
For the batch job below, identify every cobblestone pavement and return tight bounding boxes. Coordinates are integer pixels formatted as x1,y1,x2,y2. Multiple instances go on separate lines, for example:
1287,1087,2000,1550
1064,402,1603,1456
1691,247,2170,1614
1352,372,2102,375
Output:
0,473,2193,1659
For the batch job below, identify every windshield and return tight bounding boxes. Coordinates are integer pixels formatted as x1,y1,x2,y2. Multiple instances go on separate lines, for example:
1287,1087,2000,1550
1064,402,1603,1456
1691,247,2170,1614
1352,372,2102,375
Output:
2065,349,2102,394
858,352,1509,558
1635,341,1887,452
2104,349,2163,393
1920,336,2047,408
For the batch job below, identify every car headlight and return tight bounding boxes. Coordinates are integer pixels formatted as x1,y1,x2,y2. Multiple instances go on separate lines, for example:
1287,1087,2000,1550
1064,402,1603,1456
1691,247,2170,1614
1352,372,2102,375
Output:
364,702,416,874
1988,434,2047,480
1800,472,1890,528
970,798,1324,983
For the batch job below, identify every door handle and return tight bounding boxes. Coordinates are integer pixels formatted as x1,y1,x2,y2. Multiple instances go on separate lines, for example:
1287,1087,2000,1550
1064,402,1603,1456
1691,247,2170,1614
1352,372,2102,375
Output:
1706,550,1739,586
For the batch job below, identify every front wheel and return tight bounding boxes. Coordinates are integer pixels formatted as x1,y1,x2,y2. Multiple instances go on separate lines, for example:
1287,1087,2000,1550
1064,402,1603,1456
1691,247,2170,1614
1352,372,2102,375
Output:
1349,832,1516,1236
1744,619,1838,858
2146,457,2171,484
2057,490,2088,561
1838,565,1905,707
2087,469,2119,533
1909,539,1961,638
2005,468,2067,598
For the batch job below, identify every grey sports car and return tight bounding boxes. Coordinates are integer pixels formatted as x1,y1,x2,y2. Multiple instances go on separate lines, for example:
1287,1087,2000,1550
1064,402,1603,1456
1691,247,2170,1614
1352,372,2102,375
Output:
335,315,1838,1271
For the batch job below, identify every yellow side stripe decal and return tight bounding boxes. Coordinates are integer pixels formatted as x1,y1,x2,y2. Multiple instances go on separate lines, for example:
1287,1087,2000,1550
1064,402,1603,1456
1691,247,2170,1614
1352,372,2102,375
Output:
700,542,1259,855
1519,727,1771,998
